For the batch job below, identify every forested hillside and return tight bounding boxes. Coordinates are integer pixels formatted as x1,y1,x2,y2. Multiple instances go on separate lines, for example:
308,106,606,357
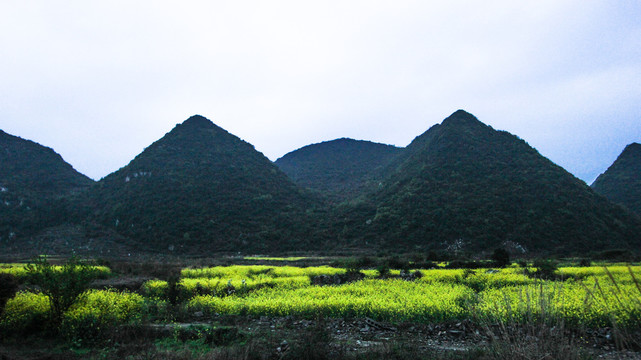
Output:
82,116,321,253
592,143,641,216
331,110,641,255
276,138,402,202
0,130,93,243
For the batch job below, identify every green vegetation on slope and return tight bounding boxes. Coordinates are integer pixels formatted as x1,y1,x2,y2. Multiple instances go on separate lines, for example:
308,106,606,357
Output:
332,110,641,255
83,115,322,253
592,143,641,216
0,130,94,242
276,138,402,202
2,111,640,258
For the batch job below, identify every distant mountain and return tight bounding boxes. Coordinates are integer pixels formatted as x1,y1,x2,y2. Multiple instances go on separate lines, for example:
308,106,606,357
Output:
276,138,402,202
84,115,319,253
334,110,641,255
0,130,93,242
3,112,639,258
592,143,641,216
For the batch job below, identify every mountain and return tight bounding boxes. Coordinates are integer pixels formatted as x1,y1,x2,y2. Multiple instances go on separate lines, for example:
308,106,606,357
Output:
592,143,641,216
84,115,320,253
334,110,641,255
275,138,402,202
0,130,93,243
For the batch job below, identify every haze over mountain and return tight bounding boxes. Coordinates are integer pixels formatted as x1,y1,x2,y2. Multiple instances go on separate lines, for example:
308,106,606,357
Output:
82,115,320,253
275,138,402,202
331,110,641,255
592,143,641,216
0,130,93,243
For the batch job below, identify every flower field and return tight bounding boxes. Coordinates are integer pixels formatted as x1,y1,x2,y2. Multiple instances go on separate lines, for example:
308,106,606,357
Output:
0,263,111,279
2,262,640,335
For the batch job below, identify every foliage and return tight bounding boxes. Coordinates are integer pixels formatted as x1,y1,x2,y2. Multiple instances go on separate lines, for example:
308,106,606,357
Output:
0,291,50,334
181,265,356,279
275,138,402,202
476,278,641,328
332,110,641,255
0,262,111,279
82,115,321,253
243,256,312,261
530,259,559,280
491,248,511,268
61,289,143,342
4,112,641,257
1,289,143,342
181,264,641,329
0,129,93,241
188,279,475,322
24,256,102,325
0,273,19,314
592,142,641,215
3,260,641,354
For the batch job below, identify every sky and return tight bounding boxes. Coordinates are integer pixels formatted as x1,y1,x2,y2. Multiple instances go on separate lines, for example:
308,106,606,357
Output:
1,1,640,183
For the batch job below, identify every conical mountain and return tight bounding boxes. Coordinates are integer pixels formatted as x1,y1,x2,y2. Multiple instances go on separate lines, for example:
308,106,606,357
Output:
275,138,402,202
85,115,319,253
0,129,93,242
592,143,641,215
337,110,641,255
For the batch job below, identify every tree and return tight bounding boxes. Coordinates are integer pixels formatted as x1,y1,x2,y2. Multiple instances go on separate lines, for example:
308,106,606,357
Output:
491,248,510,268
25,255,99,326
0,273,19,315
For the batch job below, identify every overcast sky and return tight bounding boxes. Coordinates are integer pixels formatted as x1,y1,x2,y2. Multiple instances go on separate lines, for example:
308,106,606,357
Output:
1,1,640,183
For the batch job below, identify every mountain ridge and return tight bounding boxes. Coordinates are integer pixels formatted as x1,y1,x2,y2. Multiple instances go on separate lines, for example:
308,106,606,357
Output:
331,110,641,255
592,143,641,216
82,115,320,253
276,138,402,202
1,111,640,257
0,129,94,243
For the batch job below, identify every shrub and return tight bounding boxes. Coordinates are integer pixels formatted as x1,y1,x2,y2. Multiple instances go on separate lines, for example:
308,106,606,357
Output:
491,248,511,268
578,258,591,267
446,260,484,269
0,273,19,315
24,255,102,326
0,291,50,334
386,256,410,270
61,290,144,343
376,264,390,278
531,259,558,280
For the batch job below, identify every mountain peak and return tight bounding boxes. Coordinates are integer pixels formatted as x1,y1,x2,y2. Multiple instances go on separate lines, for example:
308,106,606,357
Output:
440,109,482,128
275,138,401,202
622,142,641,156
87,115,316,253
181,115,215,129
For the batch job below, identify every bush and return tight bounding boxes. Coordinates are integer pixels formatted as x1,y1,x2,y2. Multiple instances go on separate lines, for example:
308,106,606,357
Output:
446,260,484,269
491,248,511,268
578,258,591,267
0,291,50,334
386,256,410,270
0,273,19,315
531,259,558,280
61,290,144,343
376,264,390,278
24,255,102,326
593,249,632,261
412,261,437,269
